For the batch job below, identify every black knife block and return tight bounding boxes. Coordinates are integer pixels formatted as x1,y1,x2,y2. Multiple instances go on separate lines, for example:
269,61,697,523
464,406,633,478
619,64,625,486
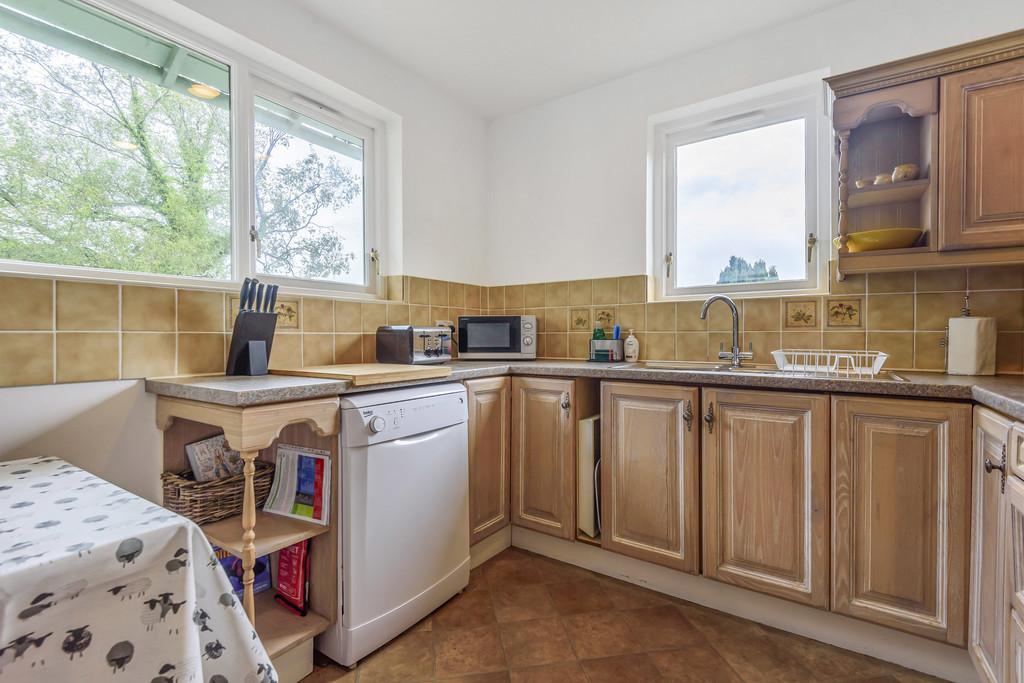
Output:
226,311,277,376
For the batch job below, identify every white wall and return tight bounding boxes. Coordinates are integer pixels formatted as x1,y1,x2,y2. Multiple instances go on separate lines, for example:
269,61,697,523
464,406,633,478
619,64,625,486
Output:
485,0,1024,285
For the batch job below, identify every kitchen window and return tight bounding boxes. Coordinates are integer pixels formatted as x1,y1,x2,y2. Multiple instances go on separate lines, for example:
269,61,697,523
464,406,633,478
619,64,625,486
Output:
653,81,826,298
0,0,381,295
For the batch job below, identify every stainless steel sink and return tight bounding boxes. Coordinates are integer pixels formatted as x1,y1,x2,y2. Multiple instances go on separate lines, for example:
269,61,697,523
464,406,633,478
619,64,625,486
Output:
641,361,908,382
641,361,728,371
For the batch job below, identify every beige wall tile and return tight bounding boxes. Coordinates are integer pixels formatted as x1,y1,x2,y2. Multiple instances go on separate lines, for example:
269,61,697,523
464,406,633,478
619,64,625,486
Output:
504,285,524,309
829,262,865,294
56,332,118,382
915,332,946,371
362,303,387,332
970,290,1024,331
448,282,466,308
268,333,301,370
387,303,410,325
569,308,591,331
524,284,545,308
781,331,822,350
708,332,732,359
644,332,675,360
302,298,334,332
429,280,449,306
618,275,646,304
742,332,780,365
867,331,914,369
335,301,362,333
569,280,592,306
866,294,914,330
487,286,505,310
543,333,567,358
57,281,118,330
569,333,590,359
122,332,175,378
823,331,866,350
917,268,967,292
676,333,708,361
916,292,966,331
526,308,546,332
464,285,481,309
706,301,737,331
362,334,377,362
646,303,675,331
544,307,568,333
177,290,224,332
743,298,780,331
0,277,52,330
592,278,618,305
387,275,404,302
178,333,224,375
997,333,1023,374
616,303,645,332
675,302,706,331
122,286,175,332
429,306,451,325
334,334,362,363
410,305,430,326
867,271,915,293
303,334,335,366
970,265,1024,291
408,277,430,305
545,282,569,307
0,333,53,386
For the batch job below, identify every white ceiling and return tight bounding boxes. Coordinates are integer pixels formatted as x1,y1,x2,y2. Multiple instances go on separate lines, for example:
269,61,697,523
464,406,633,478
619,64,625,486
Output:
294,0,849,118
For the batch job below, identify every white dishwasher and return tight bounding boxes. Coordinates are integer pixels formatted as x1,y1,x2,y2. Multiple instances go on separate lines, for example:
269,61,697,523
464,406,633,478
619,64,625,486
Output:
317,382,470,667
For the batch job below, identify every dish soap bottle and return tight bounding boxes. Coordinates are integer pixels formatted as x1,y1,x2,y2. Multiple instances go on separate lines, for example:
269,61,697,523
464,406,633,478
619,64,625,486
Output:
624,329,639,362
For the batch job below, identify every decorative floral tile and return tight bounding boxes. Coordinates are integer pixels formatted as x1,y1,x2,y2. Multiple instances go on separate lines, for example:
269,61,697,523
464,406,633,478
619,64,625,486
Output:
570,308,591,331
827,297,862,327
784,300,817,328
593,308,615,330
228,296,300,329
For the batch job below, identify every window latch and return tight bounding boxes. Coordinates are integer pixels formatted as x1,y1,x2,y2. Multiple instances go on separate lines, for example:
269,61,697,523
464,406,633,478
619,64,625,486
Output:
665,251,673,278
249,225,261,258
806,233,817,263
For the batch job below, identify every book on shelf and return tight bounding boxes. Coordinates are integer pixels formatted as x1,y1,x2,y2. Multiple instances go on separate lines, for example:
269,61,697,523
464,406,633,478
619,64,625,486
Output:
263,444,331,525
275,539,311,616
213,545,272,597
185,434,245,482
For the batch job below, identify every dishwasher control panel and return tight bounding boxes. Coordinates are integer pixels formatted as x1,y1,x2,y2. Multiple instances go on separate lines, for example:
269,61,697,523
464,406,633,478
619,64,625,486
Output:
341,386,468,447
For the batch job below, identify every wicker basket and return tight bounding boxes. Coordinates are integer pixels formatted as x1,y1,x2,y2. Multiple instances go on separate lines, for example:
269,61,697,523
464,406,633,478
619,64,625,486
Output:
161,460,275,525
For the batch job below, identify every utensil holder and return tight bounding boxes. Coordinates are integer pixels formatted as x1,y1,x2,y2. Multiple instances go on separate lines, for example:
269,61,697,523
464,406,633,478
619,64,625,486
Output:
589,339,624,362
226,311,278,376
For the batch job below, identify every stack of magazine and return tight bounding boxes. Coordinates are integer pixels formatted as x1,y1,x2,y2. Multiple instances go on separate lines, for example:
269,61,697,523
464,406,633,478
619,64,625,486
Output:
263,444,331,525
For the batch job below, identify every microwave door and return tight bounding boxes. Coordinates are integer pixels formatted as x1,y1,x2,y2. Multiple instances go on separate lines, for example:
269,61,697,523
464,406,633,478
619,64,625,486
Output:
458,317,522,354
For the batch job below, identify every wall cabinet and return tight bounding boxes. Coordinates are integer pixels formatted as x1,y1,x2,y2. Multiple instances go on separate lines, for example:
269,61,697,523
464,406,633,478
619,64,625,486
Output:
970,406,1014,682
832,397,971,645
465,377,511,545
939,58,1024,251
600,382,699,573
701,388,830,607
510,376,597,540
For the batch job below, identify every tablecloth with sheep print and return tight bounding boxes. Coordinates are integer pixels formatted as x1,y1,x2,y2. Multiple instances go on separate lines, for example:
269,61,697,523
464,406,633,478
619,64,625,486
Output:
0,456,276,682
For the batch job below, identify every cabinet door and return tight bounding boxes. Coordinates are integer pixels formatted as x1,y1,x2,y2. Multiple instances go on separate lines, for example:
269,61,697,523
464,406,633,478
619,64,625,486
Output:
971,406,1013,683
600,382,699,573
511,377,575,539
702,389,829,607
939,58,1024,251
832,397,971,645
1010,423,1024,483
1009,609,1024,683
466,377,511,545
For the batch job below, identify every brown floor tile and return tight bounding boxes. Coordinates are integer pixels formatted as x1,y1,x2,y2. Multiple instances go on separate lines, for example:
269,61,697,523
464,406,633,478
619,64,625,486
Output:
508,662,588,683
490,584,557,622
484,551,544,586
466,566,489,592
499,617,575,669
597,577,672,610
442,673,511,682
620,605,707,650
357,630,434,683
433,588,497,630
648,645,743,682
434,625,507,678
530,555,594,584
763,628,894,679
580,653,664,682
562,610,646,660
546,578,614,615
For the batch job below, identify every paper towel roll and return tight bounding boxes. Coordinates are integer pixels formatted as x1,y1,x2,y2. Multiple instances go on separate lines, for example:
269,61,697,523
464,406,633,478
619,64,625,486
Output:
947,316,996,375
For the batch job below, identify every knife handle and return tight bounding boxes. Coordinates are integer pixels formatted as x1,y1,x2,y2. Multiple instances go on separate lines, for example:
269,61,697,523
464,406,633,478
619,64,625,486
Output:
254,283,265,312
267,285,278,313
244,278,259,311
239,277,252,312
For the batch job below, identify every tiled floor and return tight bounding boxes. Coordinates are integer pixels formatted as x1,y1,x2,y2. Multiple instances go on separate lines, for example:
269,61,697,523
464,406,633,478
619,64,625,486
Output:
304,547,947,682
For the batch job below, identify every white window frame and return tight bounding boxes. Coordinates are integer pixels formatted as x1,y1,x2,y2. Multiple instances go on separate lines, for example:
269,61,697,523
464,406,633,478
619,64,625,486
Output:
650,75,830,300
0,0,386,298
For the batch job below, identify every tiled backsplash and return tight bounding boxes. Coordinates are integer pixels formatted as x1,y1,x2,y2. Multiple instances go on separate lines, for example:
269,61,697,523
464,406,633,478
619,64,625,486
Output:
0,265,1021,387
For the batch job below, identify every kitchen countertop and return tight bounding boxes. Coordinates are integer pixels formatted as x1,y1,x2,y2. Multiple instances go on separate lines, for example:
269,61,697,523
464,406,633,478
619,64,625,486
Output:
145,362,1024,421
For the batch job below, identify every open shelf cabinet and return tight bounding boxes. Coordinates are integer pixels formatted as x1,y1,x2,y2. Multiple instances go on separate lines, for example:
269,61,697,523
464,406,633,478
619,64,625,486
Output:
203,510,330,558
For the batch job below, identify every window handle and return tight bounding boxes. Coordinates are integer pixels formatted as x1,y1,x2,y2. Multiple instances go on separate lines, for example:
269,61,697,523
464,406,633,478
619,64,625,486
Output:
807,233,817,263
249,225,261,259
665,251,673,278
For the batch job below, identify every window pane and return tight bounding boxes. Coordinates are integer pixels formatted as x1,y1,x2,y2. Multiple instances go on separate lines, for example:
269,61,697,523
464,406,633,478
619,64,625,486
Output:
674,118,805,288
0,0,231,278
254,95,365,285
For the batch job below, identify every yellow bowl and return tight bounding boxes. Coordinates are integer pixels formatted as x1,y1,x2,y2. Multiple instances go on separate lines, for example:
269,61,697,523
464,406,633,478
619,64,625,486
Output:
833,228,923,253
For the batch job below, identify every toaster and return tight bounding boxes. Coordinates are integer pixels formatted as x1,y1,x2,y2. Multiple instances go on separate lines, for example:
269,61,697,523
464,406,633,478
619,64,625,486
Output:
375,326,452,364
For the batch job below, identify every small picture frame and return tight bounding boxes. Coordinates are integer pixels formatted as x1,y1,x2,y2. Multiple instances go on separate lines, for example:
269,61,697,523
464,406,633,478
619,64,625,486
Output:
784,300,817,328
827,297,862,327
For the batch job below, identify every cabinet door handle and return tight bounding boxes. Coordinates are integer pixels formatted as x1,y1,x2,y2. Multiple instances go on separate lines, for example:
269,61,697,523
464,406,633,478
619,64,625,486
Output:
682,400,693,432
984,444,1007,494
704,402,714,434
560,392,570,413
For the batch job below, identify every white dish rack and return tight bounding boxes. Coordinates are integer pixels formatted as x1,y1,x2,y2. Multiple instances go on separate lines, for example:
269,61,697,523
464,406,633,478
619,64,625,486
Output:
770,349,889,379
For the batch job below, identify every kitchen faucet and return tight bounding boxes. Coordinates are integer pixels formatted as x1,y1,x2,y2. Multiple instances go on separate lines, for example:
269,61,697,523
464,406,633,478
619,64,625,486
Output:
699,295,753,368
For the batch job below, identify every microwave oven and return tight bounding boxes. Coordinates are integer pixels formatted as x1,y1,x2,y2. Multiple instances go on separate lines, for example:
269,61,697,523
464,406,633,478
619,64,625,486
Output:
457,315,536,360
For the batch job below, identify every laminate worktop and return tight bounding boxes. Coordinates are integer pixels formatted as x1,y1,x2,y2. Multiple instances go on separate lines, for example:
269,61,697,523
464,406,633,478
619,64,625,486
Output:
145,361,1024,420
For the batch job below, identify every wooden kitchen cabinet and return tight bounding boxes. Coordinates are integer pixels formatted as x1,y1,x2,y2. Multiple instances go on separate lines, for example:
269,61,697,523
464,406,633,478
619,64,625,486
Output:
510,376,598,540
600,382,699,573
832,397,971,645
970,406,1014,683
465,377,511,545
939,58,1024,251
701,388,829,607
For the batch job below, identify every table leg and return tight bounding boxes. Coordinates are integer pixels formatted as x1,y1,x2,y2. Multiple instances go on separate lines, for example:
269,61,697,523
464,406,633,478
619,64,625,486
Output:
240,449,258,624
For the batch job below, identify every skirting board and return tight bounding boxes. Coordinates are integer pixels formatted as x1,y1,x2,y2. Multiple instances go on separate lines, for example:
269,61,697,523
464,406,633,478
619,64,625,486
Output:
470,525,511,568
512,527,975,683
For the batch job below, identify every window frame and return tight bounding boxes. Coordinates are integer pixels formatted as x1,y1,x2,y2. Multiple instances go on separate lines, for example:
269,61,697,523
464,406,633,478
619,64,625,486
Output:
651,78,829,300
0,0,385,298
